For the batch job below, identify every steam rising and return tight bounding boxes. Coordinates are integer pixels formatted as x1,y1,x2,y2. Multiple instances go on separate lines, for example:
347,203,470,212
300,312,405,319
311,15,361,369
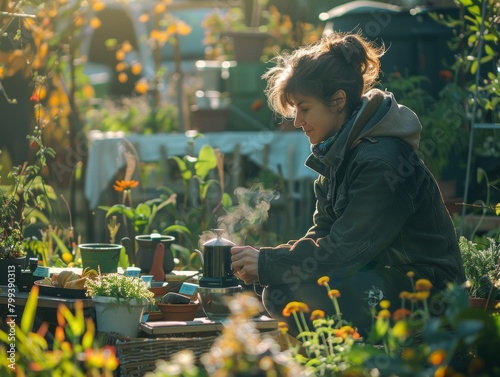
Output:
200,184,279,246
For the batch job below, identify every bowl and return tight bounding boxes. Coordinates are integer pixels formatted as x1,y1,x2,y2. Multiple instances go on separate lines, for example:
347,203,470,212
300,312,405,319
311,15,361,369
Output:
197,285,243,320
157,302,200,321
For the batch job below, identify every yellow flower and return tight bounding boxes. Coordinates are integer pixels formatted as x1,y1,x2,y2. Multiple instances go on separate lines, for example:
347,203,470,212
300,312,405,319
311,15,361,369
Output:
317,276,330,286
379,300,390,309
139,14,149,22
415,278,433,292
377,309,391,320
278,321,288,334
62,252,73,264
113,180,139,192
328,289,341,298
310,309,325,320
406,271,415,278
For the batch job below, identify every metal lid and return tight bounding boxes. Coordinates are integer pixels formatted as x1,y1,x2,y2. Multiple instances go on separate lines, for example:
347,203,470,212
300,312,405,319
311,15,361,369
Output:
202,229,235,247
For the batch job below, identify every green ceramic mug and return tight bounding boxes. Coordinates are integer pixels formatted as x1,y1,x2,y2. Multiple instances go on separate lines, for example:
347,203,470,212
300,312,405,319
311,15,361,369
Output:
79,243,122,274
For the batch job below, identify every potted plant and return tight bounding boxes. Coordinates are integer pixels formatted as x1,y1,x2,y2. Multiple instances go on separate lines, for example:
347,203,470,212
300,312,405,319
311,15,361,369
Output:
85,272,155,337
459,236,500,312
0,123,57,285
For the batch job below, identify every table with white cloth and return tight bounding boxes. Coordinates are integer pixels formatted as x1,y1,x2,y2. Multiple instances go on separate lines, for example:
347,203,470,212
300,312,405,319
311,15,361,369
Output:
84,130,317,210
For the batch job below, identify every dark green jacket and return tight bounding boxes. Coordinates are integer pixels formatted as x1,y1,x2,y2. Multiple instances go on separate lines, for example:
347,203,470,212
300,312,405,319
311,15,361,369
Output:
258,89,466,289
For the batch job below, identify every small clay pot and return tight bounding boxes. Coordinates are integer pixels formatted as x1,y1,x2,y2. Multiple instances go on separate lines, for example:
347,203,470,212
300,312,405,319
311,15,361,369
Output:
157,302,200,321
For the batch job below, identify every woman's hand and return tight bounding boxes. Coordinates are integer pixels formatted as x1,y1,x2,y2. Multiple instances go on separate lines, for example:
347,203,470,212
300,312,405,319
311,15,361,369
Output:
231,246,260,285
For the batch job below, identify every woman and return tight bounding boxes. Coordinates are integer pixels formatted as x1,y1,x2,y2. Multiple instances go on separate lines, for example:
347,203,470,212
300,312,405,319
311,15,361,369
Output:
230,32,466,336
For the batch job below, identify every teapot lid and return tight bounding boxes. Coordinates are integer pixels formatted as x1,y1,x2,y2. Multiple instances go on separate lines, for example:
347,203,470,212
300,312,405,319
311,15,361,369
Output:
203,229,235,247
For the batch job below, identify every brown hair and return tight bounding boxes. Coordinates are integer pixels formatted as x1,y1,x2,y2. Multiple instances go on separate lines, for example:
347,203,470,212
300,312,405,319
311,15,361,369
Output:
262,31,384,118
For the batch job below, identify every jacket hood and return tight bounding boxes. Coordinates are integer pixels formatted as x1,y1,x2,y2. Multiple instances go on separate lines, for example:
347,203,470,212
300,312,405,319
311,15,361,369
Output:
306,88,422,174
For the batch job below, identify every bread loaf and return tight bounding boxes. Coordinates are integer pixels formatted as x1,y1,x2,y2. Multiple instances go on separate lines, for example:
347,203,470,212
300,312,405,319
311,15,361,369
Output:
64,277,87,290
57,270,80,287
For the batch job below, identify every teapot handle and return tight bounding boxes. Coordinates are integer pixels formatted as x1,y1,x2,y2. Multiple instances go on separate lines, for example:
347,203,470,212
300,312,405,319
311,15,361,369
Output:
121,237,135,266
193,249,204,267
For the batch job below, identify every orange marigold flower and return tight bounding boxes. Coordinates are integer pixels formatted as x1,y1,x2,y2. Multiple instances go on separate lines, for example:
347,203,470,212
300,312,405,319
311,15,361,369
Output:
310,309,325,320
131,62,142,76
392,308,412,322
92,1,105,12
317,276,330,286
153,3,166,14
415,278,433,292
90,17,101,29
118,72,128,83
135,79,149,95
113,179,139,192
116,62,127,72
340,325,354,334
282,301,309,315
122,41,133,53
139,14,149,22
429,349,446,365
399,291,411,300
415,291,430,300
328,289,341,298
115,50,126,61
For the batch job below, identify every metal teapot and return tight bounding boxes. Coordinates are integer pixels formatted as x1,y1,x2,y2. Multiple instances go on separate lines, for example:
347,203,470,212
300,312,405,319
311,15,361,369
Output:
195,229,239,288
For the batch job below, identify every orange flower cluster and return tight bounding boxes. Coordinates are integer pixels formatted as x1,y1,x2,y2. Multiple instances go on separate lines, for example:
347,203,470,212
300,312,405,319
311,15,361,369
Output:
113,179,139,192
333,325,361,340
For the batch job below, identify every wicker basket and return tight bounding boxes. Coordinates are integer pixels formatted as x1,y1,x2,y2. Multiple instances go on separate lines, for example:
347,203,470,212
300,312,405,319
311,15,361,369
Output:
102,332,216,377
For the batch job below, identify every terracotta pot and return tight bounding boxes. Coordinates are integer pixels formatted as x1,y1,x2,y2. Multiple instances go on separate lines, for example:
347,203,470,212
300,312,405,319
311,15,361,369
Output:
157,302,200,321
468,297,500,313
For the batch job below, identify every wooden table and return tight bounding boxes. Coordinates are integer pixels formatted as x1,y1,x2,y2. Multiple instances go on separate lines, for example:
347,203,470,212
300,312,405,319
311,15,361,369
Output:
0,286,95,338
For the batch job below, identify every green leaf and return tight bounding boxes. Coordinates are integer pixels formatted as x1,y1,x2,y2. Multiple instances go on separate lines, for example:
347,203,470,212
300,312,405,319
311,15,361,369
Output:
479,55,493,64
484,44,495,56
195,145,217,181
221,192,233,209
470,60,478,75
135,203,151,217
171,156,191,181
162,224,191,235
21,285,39,333
495,203,500,216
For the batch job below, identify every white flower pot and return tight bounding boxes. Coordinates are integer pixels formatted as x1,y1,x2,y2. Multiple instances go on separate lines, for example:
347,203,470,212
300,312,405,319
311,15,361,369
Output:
93,296,147,337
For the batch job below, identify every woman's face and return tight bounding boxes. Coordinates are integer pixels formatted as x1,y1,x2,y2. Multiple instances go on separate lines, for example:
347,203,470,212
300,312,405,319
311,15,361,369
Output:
292,93,347,145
